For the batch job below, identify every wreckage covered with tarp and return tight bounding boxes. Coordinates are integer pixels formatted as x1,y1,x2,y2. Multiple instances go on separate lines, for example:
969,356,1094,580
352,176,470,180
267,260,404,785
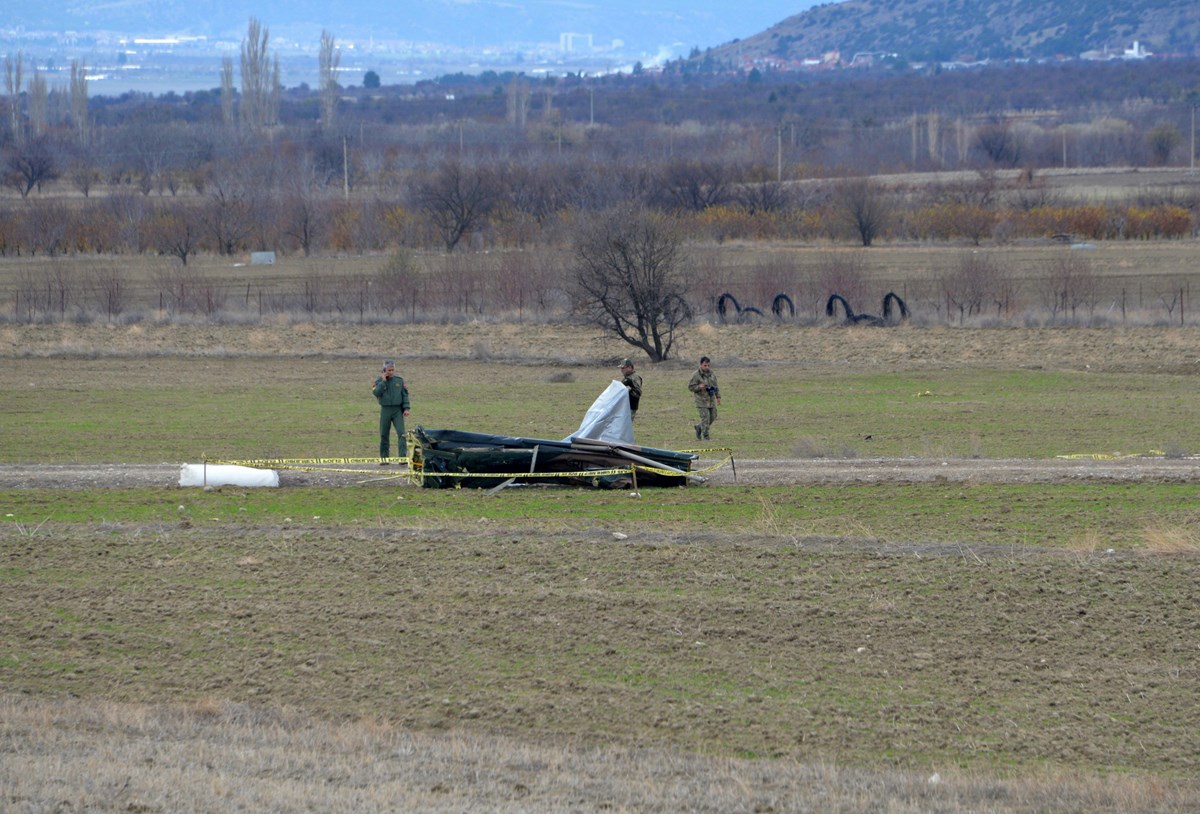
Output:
411,380,699,489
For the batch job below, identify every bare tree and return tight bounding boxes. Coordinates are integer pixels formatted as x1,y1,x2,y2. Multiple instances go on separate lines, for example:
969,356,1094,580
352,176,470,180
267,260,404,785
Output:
835,178,891,247
151,204,202,265
220,57,235,130
505,76,530,131
4,51,23,142
279,161,327,256
105,192,151,253
653,158,734,212
4,135,57,197
735,177,792,215
413,160,498,252
319,30,341,130
571,204,692,362
1147,123,1182,166
26,71,47,137
202,170,256,255
69,60,88,146
940,252,995,324
974,122,1022,167
239,18,279,132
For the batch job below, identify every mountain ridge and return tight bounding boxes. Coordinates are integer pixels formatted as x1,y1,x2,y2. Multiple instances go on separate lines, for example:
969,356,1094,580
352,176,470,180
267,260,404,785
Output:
705,0,1200,65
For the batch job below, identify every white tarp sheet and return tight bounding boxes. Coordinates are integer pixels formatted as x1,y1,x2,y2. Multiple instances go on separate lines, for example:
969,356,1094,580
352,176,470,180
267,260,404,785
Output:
567,380,633,445
179,463,279,487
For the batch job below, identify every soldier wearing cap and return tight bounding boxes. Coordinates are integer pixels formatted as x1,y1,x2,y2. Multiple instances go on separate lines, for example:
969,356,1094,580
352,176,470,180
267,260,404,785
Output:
619,358,642,420
372,359,411,464
687,355,720,441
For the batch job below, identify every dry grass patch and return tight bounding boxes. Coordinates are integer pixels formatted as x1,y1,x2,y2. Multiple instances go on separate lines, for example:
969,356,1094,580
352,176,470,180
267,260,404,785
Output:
1141,523,1200,554
3,694,1197,813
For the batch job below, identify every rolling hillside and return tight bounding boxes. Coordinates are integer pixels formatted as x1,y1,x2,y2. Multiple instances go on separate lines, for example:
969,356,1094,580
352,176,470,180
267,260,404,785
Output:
705,0,1200,65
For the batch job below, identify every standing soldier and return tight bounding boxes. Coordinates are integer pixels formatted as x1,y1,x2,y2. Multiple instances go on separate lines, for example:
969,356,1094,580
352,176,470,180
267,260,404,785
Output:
687,355,720,441
619,358,642,420
373,359,411,465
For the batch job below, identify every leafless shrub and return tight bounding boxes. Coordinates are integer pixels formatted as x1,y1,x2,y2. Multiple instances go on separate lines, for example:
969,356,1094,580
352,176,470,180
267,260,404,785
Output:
1037,253,1099,322
940,252,1008,324
13,261,81,322
492,251,540,319
437,251,486,315
746,257,798,314
298,266,330,314
374,251,423,320
688,251,739,319
87,264,128,322
816,250,870,308
1162,442,1190,459
927,170,1002,207
152,265,228,317
1007,184,1065,212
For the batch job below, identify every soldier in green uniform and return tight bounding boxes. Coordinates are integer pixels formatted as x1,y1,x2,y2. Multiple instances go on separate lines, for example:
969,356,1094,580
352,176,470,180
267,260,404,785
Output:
373,360,411,464
687,355,721,441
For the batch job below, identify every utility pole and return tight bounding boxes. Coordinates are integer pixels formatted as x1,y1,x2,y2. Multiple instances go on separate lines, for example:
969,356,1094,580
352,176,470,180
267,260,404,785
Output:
911,111,917,168
776,125,782,183
342,136,349,200
589,87,594,126
1191,103,1196,173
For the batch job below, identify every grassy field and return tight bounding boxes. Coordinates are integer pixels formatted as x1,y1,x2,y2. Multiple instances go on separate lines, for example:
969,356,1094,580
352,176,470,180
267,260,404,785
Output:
3,324,1200,462
4,319,1200,810
2,362,1198,462
3,238,1200,326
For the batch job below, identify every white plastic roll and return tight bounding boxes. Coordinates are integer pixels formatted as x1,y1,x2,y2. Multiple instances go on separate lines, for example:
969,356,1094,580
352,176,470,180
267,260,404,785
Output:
178,464,279,487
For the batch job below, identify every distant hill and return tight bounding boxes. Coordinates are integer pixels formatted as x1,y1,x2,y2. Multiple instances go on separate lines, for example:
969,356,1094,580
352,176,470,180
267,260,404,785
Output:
704,0,1200,65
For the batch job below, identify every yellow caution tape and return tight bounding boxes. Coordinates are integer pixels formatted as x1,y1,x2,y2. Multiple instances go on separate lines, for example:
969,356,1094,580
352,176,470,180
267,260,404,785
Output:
207,457,409,466
1055,451,1166,460
205,450,736,485
417,466,635,480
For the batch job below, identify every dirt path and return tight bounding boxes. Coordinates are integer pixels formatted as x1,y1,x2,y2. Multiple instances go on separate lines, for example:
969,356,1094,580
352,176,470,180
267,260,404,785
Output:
2,456,1197,489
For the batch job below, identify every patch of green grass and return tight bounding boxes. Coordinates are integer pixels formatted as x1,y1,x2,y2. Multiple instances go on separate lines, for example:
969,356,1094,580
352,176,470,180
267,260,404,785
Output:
1,357,1195,462
3,481,1198,549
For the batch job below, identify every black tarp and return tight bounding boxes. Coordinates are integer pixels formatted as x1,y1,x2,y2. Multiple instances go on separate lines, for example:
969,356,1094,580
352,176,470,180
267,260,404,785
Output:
412,427,698,489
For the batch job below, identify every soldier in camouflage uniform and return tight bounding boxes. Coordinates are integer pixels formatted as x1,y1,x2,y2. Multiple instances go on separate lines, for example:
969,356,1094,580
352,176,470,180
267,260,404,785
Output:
687,355,720,441
619,358,643,420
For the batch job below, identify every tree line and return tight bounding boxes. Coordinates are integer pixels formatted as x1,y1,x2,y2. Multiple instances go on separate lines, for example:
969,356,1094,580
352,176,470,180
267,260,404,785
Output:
3,23,1200,357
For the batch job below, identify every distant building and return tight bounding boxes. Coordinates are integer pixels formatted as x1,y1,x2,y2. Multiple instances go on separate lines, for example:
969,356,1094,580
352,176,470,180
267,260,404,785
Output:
1124,41,1151,59
1082,41,1153,60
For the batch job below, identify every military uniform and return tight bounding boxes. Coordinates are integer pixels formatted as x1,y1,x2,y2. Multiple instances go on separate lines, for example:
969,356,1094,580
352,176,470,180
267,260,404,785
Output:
620,358,643,420
687,365,719,440
373,365,411,461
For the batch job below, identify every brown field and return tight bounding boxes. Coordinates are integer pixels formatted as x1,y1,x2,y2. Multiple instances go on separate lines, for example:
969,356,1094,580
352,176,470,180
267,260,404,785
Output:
5,226,1200,810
